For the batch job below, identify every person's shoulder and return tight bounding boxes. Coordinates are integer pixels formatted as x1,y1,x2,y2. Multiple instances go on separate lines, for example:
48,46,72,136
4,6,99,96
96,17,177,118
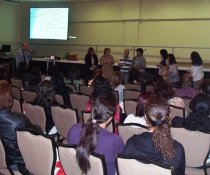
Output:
70,123,82,131
173,139,185,154
8,112,27,125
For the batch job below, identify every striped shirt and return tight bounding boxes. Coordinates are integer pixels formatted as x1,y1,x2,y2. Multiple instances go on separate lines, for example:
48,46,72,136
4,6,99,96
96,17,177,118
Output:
119,58,132,73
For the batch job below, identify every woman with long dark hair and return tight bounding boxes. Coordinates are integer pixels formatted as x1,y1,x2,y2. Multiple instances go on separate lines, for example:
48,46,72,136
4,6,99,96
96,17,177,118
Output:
85,47,98,81
168,54,179,87
157,49,169,82
67,96,124,175
123,96,185,175
189,51,204,89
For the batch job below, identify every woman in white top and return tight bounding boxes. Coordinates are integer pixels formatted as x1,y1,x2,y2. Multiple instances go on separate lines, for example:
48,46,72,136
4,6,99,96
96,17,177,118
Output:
124,92,152,127
189,51,204,89
168,54,179,88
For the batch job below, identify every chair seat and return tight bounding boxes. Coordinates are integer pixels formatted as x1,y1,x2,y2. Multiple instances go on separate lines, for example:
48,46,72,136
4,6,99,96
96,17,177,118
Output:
0,168,12,175
185,166,210,175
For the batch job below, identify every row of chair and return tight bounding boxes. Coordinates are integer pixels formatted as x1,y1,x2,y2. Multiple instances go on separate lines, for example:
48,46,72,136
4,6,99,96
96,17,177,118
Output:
117,123,210,175
0,129,173,175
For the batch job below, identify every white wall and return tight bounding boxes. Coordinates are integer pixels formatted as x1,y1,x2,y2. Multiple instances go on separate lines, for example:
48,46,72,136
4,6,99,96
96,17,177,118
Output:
1,0,210,65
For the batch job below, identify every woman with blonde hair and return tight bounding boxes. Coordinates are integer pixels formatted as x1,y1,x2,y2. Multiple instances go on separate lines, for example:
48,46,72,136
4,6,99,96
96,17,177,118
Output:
100,48,114,81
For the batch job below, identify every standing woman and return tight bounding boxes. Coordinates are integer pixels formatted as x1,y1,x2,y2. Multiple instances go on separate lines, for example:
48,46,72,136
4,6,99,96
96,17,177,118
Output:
168,54,180,88
123,96,185,175
85,47,98,81
189,51,204,89
157,49,169,82
67,96,124,175
100,48,114,81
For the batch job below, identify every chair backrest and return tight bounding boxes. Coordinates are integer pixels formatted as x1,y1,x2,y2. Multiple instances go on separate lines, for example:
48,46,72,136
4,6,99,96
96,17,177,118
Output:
23,103,46,132
171,127,210,167
0,138,7,169
79,85,93,96
118,123,148,143
58,145,107,175
181,97,191,116
82,111,91,123
12,86,21,100
21,90,37,103
16,129,56,175
116,154,172,175
51,106,78,139
124,99,137,116
11,98,22,114
69,93,89,118
125,83,141,91
82,112,114,133
66,83,76,92
123,89,141,100
170,105,185,120
11,78,23,89
54,94,64,105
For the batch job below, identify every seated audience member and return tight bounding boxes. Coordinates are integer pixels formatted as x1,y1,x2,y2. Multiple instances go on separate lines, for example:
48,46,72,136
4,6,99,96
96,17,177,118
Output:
175,73,199,99
33,80,57,133
25,66,41,92
51,70,72,106
111,71,125,104
124,92,151,127
67,96,124,175
0,80,40,174
88,66,102,86
123,96,185,175
172,94,210,133
87,76,121,134
154,75,184,108
65,66,84,92
0,63,11,82
14,61,28,87
200,79,210,96
168,54,180,88
0,67,9,81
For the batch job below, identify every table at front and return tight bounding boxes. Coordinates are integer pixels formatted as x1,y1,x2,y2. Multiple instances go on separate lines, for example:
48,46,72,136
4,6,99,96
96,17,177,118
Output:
29,58,210,79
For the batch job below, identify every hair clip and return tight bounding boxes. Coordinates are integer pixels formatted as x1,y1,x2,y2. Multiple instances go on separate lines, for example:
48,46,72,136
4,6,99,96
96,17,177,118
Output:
92,119,97,124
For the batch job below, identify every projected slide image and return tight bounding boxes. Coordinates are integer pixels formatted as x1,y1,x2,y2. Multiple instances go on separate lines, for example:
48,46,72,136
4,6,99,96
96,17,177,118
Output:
30,8,69,40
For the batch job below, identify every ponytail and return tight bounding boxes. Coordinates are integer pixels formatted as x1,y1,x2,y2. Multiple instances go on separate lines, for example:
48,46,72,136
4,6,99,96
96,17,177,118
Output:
152,123,175,160
145,96,175,160
76,122,98,174
76,96,116,174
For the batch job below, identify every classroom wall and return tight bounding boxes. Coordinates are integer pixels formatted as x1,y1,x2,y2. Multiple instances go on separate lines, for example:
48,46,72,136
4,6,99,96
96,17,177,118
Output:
1,0,210,64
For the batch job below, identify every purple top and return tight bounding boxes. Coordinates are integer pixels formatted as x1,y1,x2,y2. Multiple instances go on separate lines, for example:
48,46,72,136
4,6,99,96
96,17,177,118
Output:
67,123,124,175
175,87,199,99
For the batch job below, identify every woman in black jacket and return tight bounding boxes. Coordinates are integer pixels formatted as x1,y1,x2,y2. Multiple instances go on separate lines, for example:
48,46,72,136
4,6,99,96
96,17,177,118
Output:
0,80,40,174
123,96,185,175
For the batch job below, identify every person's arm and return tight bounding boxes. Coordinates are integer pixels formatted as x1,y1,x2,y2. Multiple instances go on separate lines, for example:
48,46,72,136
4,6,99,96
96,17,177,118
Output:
114,136,124,154
100,56,105,65
109,55,114,65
